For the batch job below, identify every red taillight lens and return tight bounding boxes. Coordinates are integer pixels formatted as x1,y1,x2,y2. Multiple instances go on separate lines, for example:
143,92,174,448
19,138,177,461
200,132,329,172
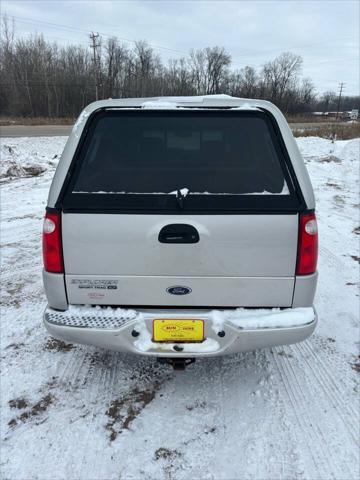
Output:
296,212,318,275
42,211,63,273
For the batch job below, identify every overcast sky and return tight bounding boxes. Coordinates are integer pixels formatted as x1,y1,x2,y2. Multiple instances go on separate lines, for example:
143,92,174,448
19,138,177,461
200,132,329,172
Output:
2,0,359,95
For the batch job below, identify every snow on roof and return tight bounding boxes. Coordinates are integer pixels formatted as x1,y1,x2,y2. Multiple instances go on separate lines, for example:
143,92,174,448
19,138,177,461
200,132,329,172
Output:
89,94,267,110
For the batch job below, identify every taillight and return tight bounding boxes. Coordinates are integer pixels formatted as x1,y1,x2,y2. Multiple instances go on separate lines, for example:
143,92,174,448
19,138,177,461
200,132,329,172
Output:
296,212,318,275
42,210,63,273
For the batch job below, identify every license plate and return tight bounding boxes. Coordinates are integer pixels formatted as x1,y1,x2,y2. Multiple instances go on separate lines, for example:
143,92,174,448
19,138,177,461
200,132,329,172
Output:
153,319,204,343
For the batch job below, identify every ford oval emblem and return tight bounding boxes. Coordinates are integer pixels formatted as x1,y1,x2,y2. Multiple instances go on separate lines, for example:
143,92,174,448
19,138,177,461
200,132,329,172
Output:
166,286,192,295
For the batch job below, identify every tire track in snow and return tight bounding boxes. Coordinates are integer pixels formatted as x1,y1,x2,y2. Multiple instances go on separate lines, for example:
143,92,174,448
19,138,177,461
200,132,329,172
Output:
91,353,132,477
69,353,172,480
212,350,305,480
296,339,358,427
262,349,307,480
166,358,226,480
74,352,117,479
13,349,92,480
272,346,357,480
259,350,309,480
40,350,121,480
320,245,348,270
272,349,337,479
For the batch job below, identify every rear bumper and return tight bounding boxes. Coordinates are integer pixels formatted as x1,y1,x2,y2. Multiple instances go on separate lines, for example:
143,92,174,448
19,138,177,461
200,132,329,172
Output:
43,305,317,357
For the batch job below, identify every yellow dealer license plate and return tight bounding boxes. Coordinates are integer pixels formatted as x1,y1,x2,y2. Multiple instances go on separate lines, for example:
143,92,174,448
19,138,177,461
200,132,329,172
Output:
153,319,204,343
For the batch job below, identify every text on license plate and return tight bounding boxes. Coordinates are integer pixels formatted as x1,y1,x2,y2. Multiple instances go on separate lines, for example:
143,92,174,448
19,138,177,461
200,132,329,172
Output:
152,319,204,342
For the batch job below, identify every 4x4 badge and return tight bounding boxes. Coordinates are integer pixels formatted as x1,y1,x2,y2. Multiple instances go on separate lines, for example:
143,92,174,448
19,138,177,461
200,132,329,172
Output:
166,286,192,295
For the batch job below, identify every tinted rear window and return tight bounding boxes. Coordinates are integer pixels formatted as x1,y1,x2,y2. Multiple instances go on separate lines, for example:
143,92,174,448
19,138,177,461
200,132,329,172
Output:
62,110,301,212
73,112,288,195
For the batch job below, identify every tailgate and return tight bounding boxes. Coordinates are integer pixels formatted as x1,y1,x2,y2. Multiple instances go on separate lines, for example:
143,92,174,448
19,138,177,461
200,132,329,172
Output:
62,213,298,307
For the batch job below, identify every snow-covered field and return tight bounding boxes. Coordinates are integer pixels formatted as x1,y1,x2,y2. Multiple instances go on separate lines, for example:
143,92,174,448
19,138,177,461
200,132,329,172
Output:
1,135,359,480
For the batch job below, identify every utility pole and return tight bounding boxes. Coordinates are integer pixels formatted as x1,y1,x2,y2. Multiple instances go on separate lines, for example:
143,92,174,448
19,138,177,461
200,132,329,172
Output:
335,82,345,120
89,32,100,101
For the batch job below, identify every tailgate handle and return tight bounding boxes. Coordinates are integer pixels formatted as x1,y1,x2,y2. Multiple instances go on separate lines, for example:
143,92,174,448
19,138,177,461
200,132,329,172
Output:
158,224,199,244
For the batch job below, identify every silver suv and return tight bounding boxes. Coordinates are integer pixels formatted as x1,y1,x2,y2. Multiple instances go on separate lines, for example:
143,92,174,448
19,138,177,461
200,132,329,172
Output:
42,95,318,366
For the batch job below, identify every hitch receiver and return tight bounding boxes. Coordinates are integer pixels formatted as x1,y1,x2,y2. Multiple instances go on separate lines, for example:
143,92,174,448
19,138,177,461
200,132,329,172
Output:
158,358,196,370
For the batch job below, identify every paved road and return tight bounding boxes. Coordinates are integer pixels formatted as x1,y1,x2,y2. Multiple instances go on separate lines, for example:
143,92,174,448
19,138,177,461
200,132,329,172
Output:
0,122,346,138
0,125,72,137
290,122,337,129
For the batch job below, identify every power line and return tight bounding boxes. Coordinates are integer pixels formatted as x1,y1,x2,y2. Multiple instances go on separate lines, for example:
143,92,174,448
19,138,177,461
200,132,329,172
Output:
0,13,259,70
20,14,360,59
4,12,355,62
0,13,266,70
0,13,189,57
20,31,89,46
0,13,278,69
1,12,357,73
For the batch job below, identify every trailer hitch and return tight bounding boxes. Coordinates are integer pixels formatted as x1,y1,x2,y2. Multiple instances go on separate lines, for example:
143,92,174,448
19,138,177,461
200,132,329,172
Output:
157,357,196,370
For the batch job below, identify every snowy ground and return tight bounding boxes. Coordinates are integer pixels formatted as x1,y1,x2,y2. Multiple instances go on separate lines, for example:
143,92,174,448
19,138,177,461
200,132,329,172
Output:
1,136,359,480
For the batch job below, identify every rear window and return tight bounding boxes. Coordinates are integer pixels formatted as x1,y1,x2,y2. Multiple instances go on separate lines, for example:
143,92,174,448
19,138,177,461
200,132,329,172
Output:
62,110,301,212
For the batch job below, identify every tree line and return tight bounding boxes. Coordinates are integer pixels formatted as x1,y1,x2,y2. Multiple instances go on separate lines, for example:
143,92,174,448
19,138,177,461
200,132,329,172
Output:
0,20,358,118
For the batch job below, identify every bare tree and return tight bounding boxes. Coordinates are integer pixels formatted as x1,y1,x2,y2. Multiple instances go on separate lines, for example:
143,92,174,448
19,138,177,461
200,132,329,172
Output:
1,23,357,118
103,37,129,98
132,40,161,96
319,90,337,112
261,52,303,110
204,47,231,94
163,58,195,96
189,47,231,94
189,49,206,94
229,66,259,98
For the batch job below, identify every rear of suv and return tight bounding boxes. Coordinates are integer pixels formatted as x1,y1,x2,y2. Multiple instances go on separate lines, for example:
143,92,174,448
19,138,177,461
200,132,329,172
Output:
43,95,318,361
